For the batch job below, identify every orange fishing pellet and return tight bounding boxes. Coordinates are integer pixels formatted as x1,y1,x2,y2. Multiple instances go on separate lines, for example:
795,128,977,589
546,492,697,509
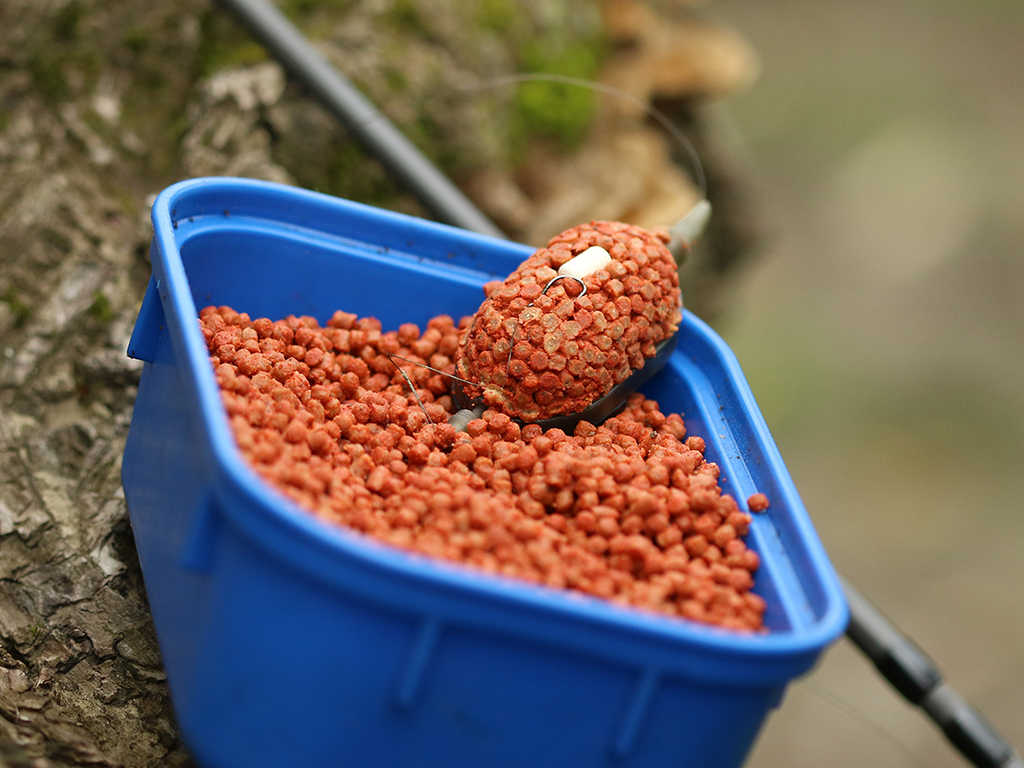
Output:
201,305,768,632
747,493,770,513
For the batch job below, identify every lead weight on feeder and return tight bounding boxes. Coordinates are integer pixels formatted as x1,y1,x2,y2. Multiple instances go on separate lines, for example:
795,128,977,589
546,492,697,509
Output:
449,404,485,432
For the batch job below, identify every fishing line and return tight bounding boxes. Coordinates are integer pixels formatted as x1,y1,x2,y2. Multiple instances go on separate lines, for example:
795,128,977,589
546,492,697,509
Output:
383,351,435,424
802,680,930,768
451,72,709,199
384,350,507,425
332,71,709,201
384,351,485,391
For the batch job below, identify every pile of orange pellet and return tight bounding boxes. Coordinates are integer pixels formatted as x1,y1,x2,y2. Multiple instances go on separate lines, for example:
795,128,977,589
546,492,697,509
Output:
454,221,682,423
202,305,768,632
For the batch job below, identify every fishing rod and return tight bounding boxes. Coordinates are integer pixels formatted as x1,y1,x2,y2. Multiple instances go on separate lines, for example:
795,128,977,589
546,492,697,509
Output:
211,1,1020,764
843,577,1020,768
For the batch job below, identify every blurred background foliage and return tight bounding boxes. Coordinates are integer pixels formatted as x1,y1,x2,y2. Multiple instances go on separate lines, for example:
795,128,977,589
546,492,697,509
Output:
706,0,1024,765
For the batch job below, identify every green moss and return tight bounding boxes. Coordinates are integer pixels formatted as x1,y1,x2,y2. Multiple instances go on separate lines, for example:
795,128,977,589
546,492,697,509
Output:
284,0,354,15
28,16,104,103
119,73,191,176
477,0,519,33
382,0,427,36
41,227,72,254
510,37,606,154
27,622,45,645
382,65,408,93
112,188,141,221
81,105,107,135
198,39,268,77
324,142,408,209
27,1,93,100
279,0,356,37
149,113,192,177
287,129,419,214
114,12,203,174
284,0,320,14
76,47,104,89
122,26,151,55
88,291,115,325
2,287,31,328
28,50,69,101
53,0,84,42
194,11,269,78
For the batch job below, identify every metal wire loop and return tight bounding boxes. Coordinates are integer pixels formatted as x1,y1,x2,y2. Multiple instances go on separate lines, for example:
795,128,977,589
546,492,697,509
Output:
541,274,587,298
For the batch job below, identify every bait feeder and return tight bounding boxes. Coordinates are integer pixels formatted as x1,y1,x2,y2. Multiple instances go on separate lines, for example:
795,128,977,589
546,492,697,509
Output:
451,332,680,434
122,177,848,768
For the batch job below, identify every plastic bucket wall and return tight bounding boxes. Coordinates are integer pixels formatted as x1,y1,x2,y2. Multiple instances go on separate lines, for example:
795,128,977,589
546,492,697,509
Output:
122,177,848,768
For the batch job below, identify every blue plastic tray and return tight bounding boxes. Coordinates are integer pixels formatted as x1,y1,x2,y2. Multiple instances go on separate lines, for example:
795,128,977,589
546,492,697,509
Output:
122,177,847,768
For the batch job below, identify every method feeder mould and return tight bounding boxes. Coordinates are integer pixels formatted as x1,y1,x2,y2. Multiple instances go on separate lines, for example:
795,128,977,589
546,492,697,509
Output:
450,203,712,433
